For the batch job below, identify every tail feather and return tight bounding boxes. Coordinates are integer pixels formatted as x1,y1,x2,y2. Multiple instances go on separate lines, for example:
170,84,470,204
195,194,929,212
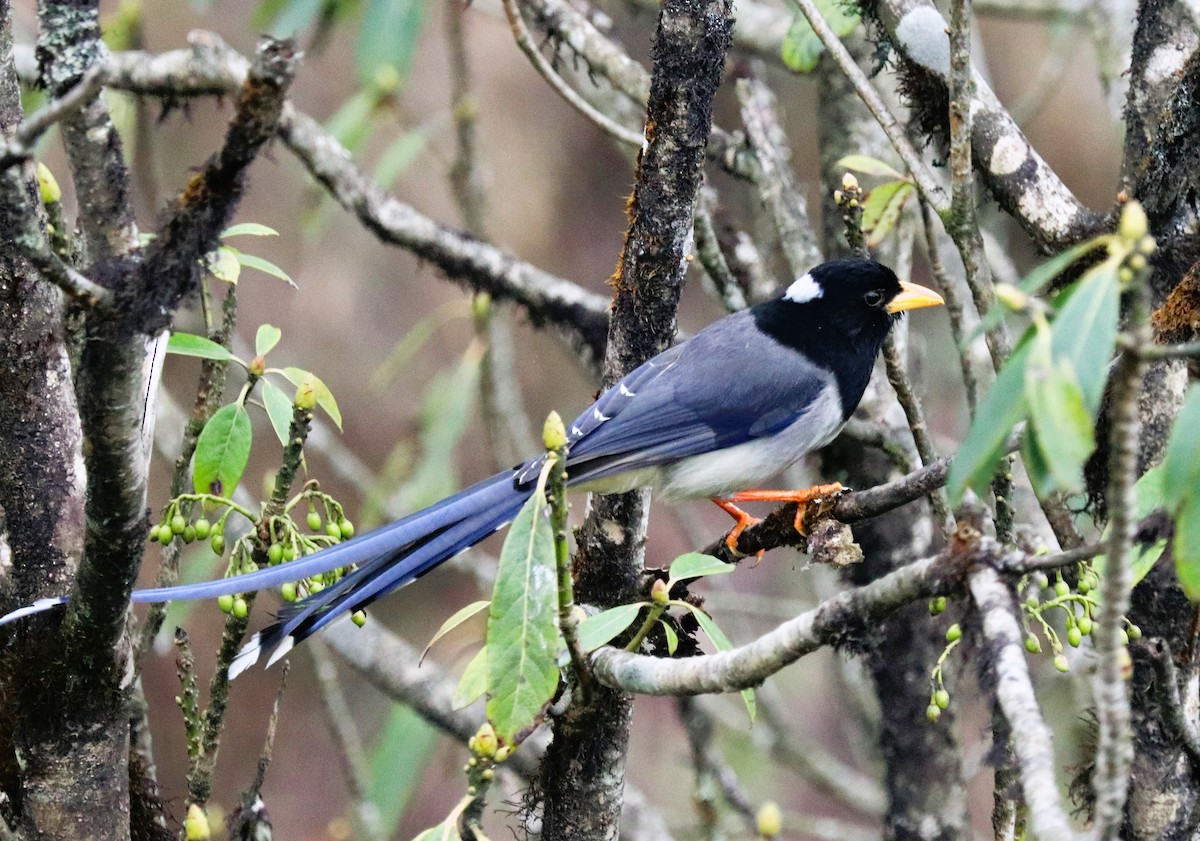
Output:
229,482,530,674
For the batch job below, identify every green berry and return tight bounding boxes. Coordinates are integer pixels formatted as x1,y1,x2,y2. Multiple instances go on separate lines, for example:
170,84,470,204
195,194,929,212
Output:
1120,629,1129,646
934,689,950,709
1077,616,1093,636
928,596,946,616
148,524,162,543
309,580,325,593
351,610,367,627
280,582,297,602
211,534,226,555
282,543,296,561
1025,595,1039,609
1054,580,1070,598
159,526,174,546
1054,654,1070,673
171,514,187,535
926,704,941,722
183,525,196,543
1033,572,1049,590
946,623,962,643
338,518,355,539
268,543,284,564
233,597,248,619
1025,635,1042,654
217,594,235,614
1077,576,1091,594
307,510,322,531
1128,624,1142,640
1067,626,1083,648
326,522,342,539
242,560,258,574
194,518,211,539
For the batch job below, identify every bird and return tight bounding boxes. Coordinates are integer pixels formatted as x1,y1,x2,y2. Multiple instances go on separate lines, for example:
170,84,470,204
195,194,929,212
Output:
0,258,942,675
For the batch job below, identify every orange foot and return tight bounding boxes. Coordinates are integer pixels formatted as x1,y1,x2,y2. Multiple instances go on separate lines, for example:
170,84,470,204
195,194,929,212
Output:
718,481,846,544
712,499,763,557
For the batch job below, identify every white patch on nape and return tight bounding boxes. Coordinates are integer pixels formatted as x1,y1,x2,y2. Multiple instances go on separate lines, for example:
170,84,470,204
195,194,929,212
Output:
228,633,263,680
784,273,823,304
265,634,296,668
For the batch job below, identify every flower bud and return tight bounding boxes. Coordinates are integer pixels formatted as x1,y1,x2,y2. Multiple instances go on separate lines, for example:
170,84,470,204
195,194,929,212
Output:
294,377,317,410
36,163,62,205
841,172,859,191
470,722,499,758
756,802,782,838
543,411,568,451
185,803,210,840
1119,199,1148,242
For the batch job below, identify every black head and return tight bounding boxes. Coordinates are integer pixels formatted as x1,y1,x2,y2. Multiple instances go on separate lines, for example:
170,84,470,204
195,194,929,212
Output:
751,259,943,416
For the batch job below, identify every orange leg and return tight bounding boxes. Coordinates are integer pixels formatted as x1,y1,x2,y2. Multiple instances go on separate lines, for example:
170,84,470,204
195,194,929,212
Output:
725,482,846,534
712,498,762,555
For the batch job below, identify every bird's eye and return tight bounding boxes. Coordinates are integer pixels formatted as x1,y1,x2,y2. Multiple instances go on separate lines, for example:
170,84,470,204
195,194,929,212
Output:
863,290,885,308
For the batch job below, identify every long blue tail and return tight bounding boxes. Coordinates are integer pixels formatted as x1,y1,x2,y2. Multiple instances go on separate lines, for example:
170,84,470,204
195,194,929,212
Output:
0,470,534,673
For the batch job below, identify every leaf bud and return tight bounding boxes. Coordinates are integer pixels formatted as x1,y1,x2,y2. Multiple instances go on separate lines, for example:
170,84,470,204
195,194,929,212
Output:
470,722,498,758
294,377,318,410
185,803,211,841
1118,199,1148,242
650,578,670,606
36,163,62,204
543,411,568,451
993,283,1029,311
249,355,266,377
841,172,859,191
756,802,783,839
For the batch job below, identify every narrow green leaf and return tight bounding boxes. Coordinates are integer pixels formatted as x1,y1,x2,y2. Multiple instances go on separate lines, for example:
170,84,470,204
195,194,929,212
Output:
410,817,463,841
1163,385,1200,507
451,646,489,710
678,603,755,723
1021,425,1055,499
666,553,734,587
167,332,232,361
421,600,491,663
1174,497,1200,602
1094,465,1170,597
324,88,380,152
969,237,1107,345
193,403,253,497
660,620,679,655
231,249,297,288
1026,357,1096,494
255,324,282,357
357,0,426,84
256,0,322,34
366,705,438,838
576,603,645,652
373,127,428,189
947,340,1031,503
863,181,914,248
836,154,906,181
281,366,343,429
1047,258,1120,412
486,490,561,742
205,246,241,283
222,222,279,239
261,380,294,447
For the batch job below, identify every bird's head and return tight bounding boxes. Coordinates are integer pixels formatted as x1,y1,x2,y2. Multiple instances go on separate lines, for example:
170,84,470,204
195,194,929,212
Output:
780,259,944,341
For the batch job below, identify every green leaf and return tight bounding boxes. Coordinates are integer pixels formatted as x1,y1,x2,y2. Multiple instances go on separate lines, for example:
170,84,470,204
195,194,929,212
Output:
678,603,755,723
205,246,241,283
373,127,428,189
969,237,1107,345
255,0,322,34
261,380,294,447
1047,258,1120,412
255,324,282,357
576,603,645,652
1026,356,1095,495
947,340,1031,503
1174,497,1200,602
486,489,561,742
324,88,379,152
222,222,279,239
366,705,438,838
666,553,734,587
166,332,232,361
410,814,464,841
660,620,679,655
1094,465,1170,596
230,249,297,288
193,403,253,497
422,600,490,663
451,646,489,710
1163,384,1200,507
835,154,905,180
281,367,343,430
1021,425,1054,499
863,181,914,248
356,0,427,84
780,0,860,73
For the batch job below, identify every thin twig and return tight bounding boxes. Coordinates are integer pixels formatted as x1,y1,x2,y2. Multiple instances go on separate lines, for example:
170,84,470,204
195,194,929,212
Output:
0,64,109,169
786,0,950,212
1145,637,1200,771
501,0,643,148
1139,339,1200,359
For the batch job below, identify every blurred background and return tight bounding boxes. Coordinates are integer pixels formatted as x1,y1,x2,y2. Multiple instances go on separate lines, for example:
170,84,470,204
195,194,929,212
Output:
11,0,1123,837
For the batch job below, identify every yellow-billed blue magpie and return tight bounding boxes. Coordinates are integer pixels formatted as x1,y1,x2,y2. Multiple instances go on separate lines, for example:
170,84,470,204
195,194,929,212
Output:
2,259,942,674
